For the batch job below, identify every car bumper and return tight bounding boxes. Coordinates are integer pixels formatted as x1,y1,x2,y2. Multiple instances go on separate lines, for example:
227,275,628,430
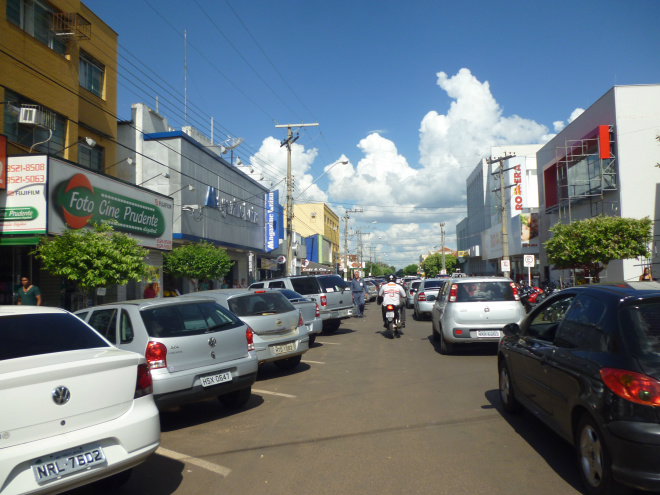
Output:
607,420,660,492
416,302,434,315
319,306,355,321
0,396,160,495
445,326,503,343
155,371,257,409
254,336,309,364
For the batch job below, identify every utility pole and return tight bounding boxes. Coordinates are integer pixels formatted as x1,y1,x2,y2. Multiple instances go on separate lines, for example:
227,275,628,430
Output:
342,208,362,279
489,153,517,279
276,122,318,276
440,222,446,274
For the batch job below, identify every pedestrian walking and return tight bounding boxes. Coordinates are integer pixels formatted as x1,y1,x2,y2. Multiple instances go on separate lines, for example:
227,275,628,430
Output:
17,276,41,306
350,272,366,318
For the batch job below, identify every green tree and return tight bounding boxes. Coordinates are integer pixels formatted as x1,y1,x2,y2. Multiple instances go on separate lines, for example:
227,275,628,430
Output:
545,216,652,283
164,241,233,290
33,222,148,306
422,253,457,277
403,264,419,276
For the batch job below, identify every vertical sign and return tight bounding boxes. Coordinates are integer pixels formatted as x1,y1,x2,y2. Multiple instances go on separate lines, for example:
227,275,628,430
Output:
0,155,47,234
266,190,279,251
0,135,6,190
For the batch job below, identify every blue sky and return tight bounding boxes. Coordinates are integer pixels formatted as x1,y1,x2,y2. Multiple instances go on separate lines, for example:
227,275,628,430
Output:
83,0,660,268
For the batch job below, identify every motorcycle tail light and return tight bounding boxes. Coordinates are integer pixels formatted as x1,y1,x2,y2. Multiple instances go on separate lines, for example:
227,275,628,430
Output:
386,304,394,311
601,368,660,406
510,282,520,301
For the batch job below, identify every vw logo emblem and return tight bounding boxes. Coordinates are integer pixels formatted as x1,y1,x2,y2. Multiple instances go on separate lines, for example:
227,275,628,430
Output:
484,307,490,313
52,386,71,405
208,337,217,347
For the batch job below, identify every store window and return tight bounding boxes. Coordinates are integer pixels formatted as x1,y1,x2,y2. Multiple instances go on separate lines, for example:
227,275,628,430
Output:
79,51,104,98
6,0,67,55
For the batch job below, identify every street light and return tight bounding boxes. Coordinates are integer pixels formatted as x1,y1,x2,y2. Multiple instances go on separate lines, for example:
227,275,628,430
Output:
104,157,134,174
294,159,349,200
171,184,195,194
49,136,96,154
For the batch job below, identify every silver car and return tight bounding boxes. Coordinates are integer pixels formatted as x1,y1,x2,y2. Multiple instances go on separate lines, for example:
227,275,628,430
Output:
188,289,310,371
406,279,422,308
76,297,258,410
413,279,446,319
431,276,526,355
265,288,322,347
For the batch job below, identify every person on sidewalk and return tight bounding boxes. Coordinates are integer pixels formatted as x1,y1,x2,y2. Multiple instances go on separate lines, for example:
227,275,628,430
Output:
350,272,366,318
17,276,41,306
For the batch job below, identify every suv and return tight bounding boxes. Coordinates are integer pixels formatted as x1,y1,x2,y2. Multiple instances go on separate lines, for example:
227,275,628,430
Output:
431,276,526,354
250,274,355,333
498,282,660,495
76,297,258,410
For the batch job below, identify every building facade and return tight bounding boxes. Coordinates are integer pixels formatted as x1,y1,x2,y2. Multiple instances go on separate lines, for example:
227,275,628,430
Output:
536,84,660,284
291,202,340,266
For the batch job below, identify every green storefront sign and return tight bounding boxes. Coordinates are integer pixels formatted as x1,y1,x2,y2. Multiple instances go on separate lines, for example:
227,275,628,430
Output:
0,207,38,221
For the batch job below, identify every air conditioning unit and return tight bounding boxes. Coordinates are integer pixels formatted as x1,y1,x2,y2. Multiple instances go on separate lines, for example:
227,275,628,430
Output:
19,106,38,125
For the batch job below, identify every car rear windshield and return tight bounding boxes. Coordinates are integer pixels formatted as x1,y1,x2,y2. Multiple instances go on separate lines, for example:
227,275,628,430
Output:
423,281,444,289
619,302,660,362
455,281,516,302
318,275,349,293
141,301,242,338
275,289,307,301
228,292,295,316
1,313,110,361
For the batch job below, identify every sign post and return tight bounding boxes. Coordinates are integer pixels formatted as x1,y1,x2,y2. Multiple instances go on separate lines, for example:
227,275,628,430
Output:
523,255,535,286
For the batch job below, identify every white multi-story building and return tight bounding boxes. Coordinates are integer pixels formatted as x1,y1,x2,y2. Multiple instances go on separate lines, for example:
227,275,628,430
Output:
457,144,542,281
537,84,660,284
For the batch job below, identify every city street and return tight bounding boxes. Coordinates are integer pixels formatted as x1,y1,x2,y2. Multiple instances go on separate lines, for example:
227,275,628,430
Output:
72,302,584,495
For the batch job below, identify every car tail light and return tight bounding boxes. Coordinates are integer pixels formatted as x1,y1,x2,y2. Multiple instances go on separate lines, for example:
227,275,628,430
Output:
134,363,153,398
254,290,266,293
449,284,458,302
418,292,426,302
246,326,255,351
298,310,304,327
601,368,660,406
145,341,167,370
320,295,327,307
386,304,394,311
510,282,520,301
315,303,320,317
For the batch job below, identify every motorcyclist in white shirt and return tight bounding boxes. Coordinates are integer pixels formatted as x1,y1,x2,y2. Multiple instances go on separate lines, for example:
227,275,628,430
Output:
378,274,406,328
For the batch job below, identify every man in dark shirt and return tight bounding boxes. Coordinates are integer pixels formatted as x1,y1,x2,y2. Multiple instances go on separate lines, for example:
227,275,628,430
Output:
17,276,41,306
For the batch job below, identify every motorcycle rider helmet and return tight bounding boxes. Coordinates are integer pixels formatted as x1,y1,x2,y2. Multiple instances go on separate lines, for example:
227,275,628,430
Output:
387,274,396,283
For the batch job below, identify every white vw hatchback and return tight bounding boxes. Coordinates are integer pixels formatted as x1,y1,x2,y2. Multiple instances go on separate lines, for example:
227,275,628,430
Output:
0,306,160,495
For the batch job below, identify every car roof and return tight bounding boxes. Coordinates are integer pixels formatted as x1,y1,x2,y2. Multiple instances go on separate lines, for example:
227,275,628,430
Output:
568,281,660,302
85,296,221,310
0,306,69,316
450,276,513,283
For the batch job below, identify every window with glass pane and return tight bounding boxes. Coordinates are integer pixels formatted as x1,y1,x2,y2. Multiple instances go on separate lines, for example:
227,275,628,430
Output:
7,0,66,55
78,141,103,172
79,51,104,98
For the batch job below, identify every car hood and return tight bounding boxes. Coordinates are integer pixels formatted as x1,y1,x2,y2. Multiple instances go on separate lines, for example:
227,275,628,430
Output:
0,348,142,449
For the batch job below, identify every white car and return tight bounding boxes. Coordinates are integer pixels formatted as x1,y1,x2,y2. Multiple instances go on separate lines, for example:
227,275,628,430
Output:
0,306,160,494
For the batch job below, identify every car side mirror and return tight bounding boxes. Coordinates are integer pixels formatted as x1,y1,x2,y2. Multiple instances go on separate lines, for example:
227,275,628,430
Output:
502,323,521,338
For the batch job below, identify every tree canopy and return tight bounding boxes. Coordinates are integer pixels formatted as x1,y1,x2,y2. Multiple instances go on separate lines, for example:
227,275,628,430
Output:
164,241,233,290
403,264,419,276
544,216,652,282
33,221,148,305
422,253,457,277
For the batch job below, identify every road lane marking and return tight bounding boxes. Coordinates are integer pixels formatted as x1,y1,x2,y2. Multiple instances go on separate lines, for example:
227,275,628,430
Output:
316,341,341,345
302,359,325,364
252,388,297,398
156,447,232,477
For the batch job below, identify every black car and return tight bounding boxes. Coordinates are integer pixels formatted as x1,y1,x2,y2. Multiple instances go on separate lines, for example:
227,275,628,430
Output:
497,282,660,495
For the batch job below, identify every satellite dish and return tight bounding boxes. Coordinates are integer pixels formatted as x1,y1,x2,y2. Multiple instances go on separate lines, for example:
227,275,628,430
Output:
220,146,227,154
221,136,244,150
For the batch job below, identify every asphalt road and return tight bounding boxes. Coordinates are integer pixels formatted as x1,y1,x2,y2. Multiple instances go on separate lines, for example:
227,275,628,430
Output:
71,302,587,495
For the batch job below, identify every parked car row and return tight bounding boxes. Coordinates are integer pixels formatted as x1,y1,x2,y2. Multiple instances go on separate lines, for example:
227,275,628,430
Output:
414,274,660,495
2,275,343,495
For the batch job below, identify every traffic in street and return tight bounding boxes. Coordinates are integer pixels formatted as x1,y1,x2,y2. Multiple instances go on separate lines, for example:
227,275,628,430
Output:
68,301,585,495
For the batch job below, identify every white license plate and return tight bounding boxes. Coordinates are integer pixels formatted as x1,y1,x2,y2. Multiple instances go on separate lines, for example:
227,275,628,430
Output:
201,371,232,387
272,342,295,355
386,311,394,318
33,444,106,484
476,330,500,338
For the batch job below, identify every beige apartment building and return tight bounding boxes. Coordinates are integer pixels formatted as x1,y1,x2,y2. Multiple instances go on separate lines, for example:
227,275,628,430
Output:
291,202,340,265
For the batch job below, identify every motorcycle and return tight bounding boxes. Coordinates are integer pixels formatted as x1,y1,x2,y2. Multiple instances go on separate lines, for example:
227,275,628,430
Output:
519,283,544,313
384,303,403,339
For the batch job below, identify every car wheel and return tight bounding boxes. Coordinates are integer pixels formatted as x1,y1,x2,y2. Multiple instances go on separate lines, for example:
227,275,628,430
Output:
218,387,252,409
308,334,316,347
498,360,523,413
439,334,453,355
323,320,340,333
274,354,302,371
576,414,629,495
